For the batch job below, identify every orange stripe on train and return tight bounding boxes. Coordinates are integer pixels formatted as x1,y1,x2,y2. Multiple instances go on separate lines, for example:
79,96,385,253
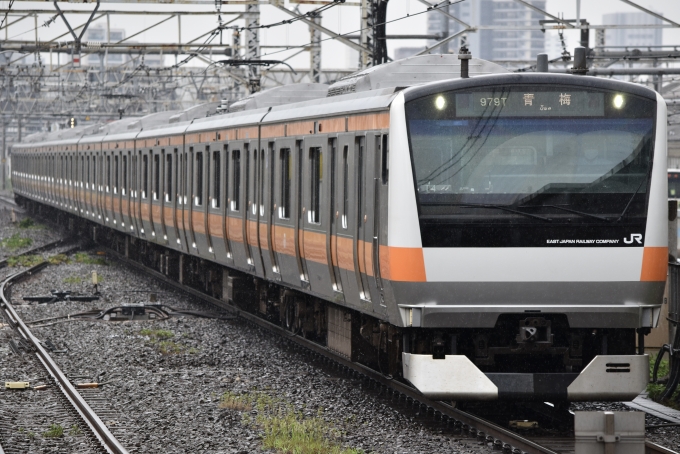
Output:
641,246,667,282
380,246,426,282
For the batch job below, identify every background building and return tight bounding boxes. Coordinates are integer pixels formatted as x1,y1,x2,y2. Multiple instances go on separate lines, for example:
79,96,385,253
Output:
603,12,662,47
426,0,545,60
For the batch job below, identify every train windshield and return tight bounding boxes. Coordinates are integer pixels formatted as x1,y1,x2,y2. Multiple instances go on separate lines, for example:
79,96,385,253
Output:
406,85,656,225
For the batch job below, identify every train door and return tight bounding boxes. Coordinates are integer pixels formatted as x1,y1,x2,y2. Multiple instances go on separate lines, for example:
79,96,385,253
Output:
301,136,332,295
133,148,143,237
122,150,132,234
207,143,225,261
217,142,233,262
227,141,248,269
95,150,101,222
328,137,344,302
193,143,212,257
264,141,279,280
362,133,385,313
272,138,301,286
354,136,373,302
177,147,190,252
335,133,363,308
246,139,265,276
184,146,196,250
105,150,114,225
113,150,123,230
150,147,162,243
162,148,176,247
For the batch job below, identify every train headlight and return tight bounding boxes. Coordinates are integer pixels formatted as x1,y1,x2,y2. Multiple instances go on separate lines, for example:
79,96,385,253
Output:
435,95,446,110
613,94,624,109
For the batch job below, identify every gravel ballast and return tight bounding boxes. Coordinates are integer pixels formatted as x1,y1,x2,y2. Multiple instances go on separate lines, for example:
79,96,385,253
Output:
4,248,499,454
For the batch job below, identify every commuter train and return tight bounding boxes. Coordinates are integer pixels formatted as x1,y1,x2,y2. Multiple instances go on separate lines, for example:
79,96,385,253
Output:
11,54,667,401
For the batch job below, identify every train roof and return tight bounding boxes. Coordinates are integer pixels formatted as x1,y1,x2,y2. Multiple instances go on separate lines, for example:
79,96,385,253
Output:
26,54,667,151
327,53,509,97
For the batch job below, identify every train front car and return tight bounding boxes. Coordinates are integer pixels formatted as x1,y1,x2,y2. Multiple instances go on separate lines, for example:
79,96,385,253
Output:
388,74,667,401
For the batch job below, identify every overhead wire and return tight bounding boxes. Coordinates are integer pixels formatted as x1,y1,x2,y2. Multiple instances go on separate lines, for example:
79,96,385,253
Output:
1,0,15,29
6,0,467,111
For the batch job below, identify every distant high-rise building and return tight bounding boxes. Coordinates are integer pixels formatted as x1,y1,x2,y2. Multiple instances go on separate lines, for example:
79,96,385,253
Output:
426,0,545,61
602,12,662,48
83,25,127,67
394,47,426,61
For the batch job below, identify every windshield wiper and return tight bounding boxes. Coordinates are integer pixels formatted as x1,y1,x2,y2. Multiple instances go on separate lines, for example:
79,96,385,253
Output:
518,204,611,222
616,167,652,222
447,203,553,222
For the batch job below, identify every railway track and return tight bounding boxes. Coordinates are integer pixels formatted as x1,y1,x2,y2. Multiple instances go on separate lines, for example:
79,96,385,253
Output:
104,246,679,454
0,258,128,453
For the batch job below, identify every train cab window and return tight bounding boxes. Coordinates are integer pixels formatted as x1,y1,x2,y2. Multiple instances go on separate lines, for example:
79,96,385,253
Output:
166,152,173,202
142,154,149,199
212,149,220,208
231,150,241,211
114,156,119,194
106,155,111,192
195,150,203,206
279,148,291,219
153,153,160,201
381,134,389,185
342,146,349,229
309,147,322,224
122,155,128,196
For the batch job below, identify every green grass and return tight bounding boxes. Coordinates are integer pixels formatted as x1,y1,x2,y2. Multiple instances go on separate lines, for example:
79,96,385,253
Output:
647,354,680,409
217,391,362,454
48,254,70,265
73,252,108,266
262,412,362,454
43,424,64,438
1,234,33,250
63,276,82,284
68,424,81,436
17,218,43,229
7,254,44,267
140,328,174,339
140,329,194,355
18,218,34,228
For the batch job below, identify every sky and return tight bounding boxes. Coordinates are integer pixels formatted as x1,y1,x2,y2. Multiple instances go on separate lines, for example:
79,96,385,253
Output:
1,0,679,70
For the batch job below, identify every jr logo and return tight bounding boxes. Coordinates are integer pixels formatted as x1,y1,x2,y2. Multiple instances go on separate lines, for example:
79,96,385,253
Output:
623,234,643,244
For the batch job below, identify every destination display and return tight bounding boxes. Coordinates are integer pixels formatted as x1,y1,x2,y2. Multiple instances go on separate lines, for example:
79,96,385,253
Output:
455,90,606,117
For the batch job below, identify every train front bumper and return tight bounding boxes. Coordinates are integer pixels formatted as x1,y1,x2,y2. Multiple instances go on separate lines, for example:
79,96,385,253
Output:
402,353,649,401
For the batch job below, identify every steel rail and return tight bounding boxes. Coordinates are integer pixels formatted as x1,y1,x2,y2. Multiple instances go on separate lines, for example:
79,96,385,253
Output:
646,441,680,454
106,247,560,454
0,263,128,454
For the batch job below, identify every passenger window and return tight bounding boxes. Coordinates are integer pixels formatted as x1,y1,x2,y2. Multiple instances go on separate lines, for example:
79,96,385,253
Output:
231,150,240,211
106,155,111,192
279,148,291,219
212,149,220,208
142,154,149,199
122,154,128,196
166,152,173,202
114,155,119,194
309,147,322,224
154,153,160,200
195,150,203,206
260,148,265,216
342,146,349,229
381,134,389,185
